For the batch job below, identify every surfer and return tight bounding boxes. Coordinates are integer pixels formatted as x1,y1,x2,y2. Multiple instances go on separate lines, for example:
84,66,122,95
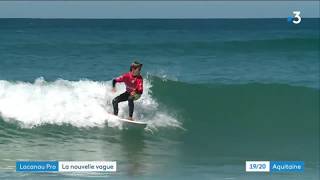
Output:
111,61,143,121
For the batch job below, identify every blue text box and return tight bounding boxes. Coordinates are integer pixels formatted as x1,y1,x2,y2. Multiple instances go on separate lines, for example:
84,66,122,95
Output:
270,161,304,172
16,161,59,172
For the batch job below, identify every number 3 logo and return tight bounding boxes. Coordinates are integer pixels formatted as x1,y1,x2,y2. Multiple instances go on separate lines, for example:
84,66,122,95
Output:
293,11,301,24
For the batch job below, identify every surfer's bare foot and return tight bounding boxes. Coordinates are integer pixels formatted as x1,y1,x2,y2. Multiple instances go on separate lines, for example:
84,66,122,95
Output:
128,117,134,121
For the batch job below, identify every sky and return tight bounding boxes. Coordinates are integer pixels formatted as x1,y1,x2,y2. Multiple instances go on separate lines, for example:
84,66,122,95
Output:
0,1,319,19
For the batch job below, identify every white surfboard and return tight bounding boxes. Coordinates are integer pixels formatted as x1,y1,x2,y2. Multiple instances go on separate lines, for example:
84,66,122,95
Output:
107,113,147,129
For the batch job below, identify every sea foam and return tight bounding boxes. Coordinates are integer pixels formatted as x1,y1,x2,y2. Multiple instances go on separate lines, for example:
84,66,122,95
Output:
0,77,182,130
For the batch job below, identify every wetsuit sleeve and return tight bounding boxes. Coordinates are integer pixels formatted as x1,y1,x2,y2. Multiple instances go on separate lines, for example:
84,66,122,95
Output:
112,79,116,88
113,73,127,87
136,78,143,94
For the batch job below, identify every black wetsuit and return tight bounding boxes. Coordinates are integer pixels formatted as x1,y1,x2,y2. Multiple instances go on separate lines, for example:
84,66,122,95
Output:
112,91,135,117
112,71,143,118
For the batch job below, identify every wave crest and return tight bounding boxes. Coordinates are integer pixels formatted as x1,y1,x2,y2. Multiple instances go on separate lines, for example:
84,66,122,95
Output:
0,77,182,130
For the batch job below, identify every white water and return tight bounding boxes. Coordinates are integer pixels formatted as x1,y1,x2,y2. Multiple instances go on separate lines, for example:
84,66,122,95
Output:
0,77,182,129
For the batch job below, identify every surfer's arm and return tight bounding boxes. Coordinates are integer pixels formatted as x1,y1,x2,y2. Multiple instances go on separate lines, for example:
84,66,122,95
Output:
112,74,125,92
112,79,117,88
112,73,127,87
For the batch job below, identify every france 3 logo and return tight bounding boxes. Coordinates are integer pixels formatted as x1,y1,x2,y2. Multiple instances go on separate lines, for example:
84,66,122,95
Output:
288,11,301,24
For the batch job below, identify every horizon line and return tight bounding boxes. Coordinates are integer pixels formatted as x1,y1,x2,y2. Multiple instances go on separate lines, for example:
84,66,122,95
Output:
1,17,319,19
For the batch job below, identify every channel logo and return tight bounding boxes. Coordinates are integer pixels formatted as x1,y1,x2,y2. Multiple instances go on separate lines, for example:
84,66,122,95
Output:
288,11,301,24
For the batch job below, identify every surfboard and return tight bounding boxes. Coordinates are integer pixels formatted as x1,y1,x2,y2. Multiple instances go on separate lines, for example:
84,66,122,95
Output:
107,113,147,129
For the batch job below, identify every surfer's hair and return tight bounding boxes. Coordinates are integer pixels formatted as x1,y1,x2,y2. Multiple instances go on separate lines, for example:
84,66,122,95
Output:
130,61,143,71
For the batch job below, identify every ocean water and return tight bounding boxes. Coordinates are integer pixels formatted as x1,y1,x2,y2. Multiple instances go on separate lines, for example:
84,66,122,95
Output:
0,19,319,179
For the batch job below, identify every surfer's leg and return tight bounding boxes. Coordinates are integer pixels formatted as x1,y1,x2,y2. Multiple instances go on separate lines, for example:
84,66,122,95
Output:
128,95,134,118
112,92,130,115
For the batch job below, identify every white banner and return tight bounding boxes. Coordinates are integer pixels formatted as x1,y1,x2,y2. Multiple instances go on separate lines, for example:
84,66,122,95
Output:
59,161,116,172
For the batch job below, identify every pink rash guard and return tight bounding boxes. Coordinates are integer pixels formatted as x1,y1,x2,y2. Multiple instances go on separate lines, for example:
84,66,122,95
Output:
114,72,143,94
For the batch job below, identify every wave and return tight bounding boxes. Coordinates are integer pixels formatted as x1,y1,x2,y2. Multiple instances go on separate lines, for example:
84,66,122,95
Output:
0,76,318,139
149,76,319,137
0,77,182,130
